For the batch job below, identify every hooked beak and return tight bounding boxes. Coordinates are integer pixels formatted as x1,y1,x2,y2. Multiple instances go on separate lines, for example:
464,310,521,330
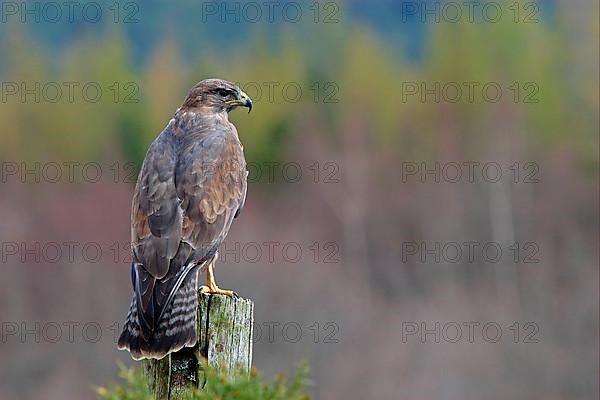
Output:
239,90,253,113
225,90,253,113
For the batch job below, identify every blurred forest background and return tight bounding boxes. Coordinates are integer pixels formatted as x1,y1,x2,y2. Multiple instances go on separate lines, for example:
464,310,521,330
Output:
0,0,598,399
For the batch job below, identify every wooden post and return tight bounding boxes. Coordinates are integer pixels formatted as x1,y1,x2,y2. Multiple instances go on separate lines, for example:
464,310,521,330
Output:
143,293,254,399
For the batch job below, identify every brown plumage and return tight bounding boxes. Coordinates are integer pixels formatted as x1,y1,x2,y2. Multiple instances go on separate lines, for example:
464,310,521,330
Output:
118,79,252,360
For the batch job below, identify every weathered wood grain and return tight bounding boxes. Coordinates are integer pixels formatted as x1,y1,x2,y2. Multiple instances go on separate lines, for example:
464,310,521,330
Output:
143,293,254,399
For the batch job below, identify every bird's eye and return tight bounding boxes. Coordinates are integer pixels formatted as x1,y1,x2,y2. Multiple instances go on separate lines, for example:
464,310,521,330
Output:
218,89,230,97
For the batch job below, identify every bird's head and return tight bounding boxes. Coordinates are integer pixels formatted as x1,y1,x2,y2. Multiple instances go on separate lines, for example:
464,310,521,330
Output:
182,78,253,114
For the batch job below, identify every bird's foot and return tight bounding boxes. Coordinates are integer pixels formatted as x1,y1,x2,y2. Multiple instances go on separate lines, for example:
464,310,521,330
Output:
199,285,238,298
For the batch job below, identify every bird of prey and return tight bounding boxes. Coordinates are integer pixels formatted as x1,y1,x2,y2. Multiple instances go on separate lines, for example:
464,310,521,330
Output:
117,79,252,360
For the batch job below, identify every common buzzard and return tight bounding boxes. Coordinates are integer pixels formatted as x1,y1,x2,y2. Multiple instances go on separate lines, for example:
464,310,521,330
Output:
117,78,252,360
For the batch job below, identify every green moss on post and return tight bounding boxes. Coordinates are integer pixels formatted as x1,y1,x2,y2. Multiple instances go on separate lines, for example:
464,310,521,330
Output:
143,293,254,400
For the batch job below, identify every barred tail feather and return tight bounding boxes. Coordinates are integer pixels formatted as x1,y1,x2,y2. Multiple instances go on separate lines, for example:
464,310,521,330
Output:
117,269,199,360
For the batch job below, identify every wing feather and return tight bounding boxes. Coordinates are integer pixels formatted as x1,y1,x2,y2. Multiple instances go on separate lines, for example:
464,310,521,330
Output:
130,118,247,337
175,123,247,258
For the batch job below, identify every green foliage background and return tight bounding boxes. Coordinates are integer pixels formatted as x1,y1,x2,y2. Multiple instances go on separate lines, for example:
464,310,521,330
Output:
96,362,310,400
1,1,596,175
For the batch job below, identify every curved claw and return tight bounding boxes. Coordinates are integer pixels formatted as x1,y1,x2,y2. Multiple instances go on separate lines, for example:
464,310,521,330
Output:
198,285,210,294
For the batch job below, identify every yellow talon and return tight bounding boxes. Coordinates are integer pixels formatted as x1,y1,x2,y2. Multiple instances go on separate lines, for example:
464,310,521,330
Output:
199,261,237,297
